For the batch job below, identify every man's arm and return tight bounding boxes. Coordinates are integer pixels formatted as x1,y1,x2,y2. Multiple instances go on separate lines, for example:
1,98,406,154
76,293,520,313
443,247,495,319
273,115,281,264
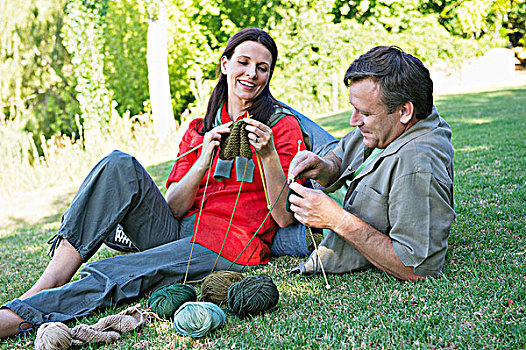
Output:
288,182,424,281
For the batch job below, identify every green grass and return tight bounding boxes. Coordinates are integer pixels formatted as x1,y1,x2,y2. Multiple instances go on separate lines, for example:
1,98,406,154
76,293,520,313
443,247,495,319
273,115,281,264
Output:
1,86,525,349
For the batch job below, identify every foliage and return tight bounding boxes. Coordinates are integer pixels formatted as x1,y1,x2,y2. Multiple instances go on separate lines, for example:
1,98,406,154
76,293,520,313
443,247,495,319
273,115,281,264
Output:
103,0,150,118
1,85,525,349
62,0,114,146
271,0,360,114
436,0,510,39
331,0,523,45
504,0,526,47
0,107,178,199
331,0,423,32
0,0,80,145
270,0,500,117
0,0,522,158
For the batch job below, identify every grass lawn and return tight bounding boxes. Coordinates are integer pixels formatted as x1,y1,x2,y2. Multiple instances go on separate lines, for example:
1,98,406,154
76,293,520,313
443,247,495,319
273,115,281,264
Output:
1,86,525,349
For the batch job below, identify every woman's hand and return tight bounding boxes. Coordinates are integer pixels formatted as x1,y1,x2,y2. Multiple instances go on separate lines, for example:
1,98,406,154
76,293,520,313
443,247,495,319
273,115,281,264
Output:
196,122,232,169
243,118,276,158
243,117,295,227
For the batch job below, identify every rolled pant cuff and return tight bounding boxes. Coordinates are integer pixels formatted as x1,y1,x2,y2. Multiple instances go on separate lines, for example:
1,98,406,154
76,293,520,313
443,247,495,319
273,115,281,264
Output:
2,299,89,327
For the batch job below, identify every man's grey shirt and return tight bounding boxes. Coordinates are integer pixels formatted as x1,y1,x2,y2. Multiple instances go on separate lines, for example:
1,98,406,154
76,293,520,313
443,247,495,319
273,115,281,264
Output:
324,108,455,276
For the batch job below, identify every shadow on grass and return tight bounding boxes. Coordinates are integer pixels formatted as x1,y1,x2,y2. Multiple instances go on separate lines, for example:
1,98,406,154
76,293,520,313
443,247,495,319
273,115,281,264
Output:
0,159,176,233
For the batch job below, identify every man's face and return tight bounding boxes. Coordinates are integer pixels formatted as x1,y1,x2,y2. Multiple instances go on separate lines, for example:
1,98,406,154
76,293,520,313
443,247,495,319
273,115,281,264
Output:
348,78,408,149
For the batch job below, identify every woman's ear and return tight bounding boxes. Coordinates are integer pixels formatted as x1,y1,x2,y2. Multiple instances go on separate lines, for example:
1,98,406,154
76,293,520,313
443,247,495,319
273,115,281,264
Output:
220,56,229,75
399,101,414,124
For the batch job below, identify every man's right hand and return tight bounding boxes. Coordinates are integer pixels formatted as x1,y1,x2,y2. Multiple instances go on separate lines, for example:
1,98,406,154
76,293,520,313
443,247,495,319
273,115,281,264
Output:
288,151,341,188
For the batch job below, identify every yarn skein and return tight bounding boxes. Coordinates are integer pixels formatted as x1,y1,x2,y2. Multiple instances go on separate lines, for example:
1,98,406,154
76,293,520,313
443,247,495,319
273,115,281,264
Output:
227,274,279,317
34,306,149,349
34,322,72,350
173,302,226,338
148,283,197,319
200,271,244,306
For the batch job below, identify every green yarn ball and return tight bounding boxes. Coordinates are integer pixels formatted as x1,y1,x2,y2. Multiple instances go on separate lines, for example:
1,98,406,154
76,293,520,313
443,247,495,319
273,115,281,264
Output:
227,274,279,317
173,301,226,338
148,283,197,319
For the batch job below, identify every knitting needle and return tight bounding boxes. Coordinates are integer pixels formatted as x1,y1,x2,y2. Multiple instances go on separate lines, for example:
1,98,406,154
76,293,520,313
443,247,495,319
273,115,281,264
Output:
306,226,330,290
255,153,271,209
247,113,271,209
295,139,330,289
174,143,203,162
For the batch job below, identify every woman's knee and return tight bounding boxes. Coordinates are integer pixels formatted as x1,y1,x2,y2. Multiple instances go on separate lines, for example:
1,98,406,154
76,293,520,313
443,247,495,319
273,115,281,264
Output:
97,150,139,179
104,150,133,167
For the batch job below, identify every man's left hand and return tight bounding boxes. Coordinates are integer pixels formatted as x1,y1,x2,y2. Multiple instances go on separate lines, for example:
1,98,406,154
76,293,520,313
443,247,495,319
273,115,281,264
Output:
288,182,345,230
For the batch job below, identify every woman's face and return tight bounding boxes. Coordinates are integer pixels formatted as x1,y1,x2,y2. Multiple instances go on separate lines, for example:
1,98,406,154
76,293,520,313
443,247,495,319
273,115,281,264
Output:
221,41,273,109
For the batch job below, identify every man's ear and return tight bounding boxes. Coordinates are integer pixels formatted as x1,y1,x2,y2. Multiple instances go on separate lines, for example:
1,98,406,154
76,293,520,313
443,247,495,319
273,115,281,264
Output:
399,101,414,124
220,56,228,75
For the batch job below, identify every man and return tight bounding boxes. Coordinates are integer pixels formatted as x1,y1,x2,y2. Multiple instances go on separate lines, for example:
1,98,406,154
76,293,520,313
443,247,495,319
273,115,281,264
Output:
287,46,455,280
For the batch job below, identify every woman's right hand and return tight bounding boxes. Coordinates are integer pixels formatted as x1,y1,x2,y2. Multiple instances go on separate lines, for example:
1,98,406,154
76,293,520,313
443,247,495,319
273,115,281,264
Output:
196,122,232,169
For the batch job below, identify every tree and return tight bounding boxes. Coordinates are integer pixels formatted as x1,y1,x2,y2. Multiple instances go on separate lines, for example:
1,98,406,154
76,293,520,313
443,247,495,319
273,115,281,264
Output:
504,0,526,47
0,0,80,151
145,0,176,138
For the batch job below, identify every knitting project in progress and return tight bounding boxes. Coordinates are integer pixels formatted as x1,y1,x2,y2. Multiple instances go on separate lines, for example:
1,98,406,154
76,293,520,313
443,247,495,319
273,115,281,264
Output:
219,119,253,160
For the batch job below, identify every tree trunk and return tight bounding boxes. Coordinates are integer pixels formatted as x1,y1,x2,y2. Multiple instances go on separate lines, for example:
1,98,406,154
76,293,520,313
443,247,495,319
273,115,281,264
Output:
146,1,175,138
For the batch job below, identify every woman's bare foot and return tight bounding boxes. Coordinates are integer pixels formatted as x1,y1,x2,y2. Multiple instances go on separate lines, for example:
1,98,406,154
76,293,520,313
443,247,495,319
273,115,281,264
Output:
0,309,25,339
20,238,82,300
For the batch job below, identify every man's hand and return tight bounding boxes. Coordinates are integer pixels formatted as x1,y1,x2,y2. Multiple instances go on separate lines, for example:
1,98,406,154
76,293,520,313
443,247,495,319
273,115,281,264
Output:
288,182,345,230
288,151,341,187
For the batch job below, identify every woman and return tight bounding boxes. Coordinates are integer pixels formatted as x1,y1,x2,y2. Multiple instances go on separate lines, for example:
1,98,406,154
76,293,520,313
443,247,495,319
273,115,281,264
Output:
0,27,306,338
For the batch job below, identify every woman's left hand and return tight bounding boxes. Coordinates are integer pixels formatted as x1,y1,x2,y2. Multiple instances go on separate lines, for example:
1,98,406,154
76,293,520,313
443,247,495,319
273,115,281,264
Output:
243,118,276,158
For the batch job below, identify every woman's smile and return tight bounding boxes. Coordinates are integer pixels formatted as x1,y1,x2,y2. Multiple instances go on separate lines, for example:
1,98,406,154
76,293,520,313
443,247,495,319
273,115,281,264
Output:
238,79,256,88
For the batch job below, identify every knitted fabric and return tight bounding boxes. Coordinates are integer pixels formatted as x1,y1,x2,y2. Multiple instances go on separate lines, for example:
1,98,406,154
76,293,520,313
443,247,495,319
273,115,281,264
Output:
219,120,252,160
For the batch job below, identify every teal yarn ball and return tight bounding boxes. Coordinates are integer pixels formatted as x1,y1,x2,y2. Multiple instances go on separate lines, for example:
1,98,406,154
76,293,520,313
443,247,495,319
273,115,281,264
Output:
148,283,197,319
173,302,226,338
227,274,279,317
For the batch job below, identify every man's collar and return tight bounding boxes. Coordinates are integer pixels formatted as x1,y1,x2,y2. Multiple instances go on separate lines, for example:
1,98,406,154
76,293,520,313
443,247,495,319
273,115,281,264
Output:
349,107,441,183
380,107,441,157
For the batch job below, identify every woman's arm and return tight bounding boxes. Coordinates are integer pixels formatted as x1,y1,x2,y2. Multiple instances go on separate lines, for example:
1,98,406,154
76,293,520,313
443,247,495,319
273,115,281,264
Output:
243,117,297,228
166,122,232,218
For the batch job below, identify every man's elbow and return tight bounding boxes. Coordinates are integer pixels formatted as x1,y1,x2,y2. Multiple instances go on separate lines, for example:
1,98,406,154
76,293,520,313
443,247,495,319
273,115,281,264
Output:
401,273,426,282
390,266,427,282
